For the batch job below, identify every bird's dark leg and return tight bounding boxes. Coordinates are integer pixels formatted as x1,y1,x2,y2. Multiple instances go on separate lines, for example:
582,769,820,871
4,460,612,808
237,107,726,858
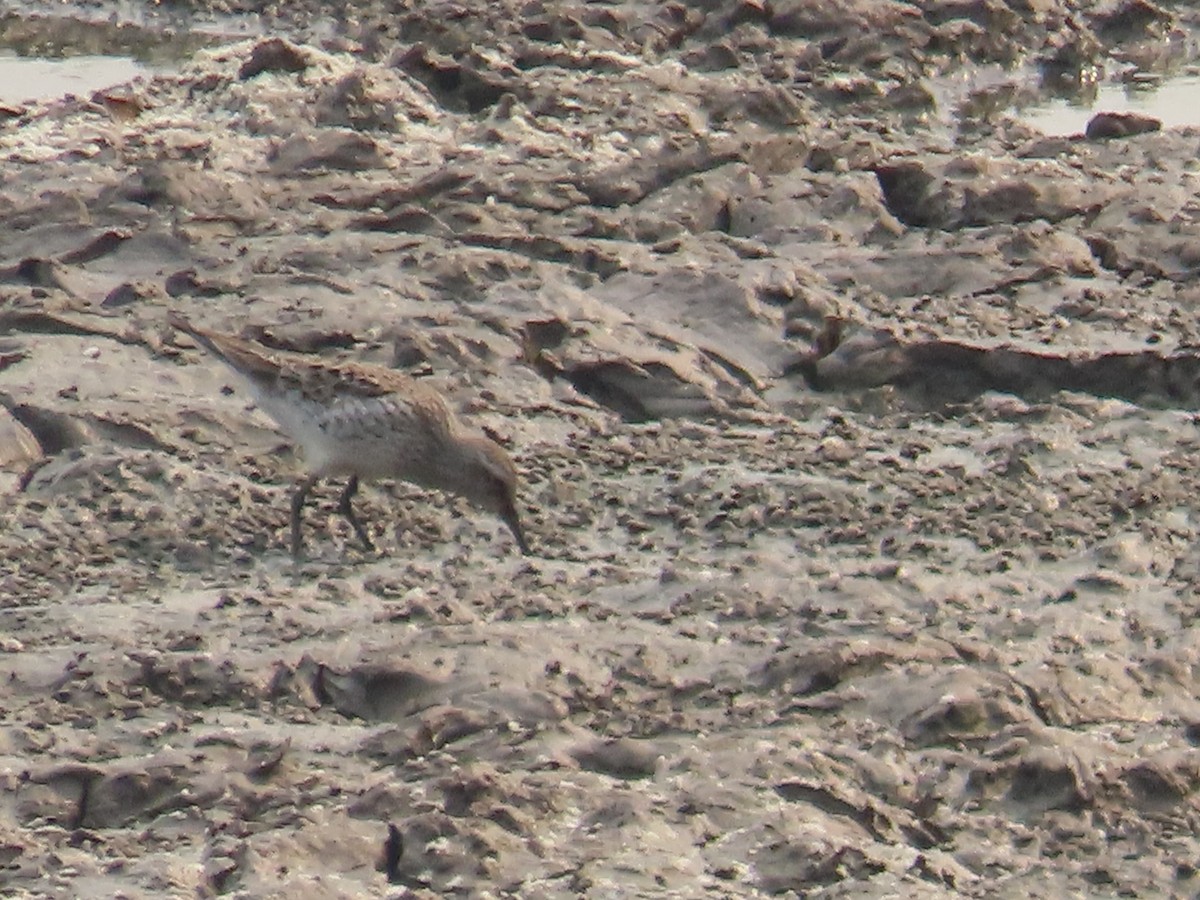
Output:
290,474,320,560
336,474,375,551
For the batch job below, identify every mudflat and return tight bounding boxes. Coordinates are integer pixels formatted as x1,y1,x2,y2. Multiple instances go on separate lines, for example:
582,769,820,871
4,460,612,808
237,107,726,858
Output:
3,1,1200,896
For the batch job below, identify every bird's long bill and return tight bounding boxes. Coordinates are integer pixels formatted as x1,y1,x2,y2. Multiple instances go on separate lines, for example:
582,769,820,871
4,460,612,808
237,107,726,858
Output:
500,496,531,555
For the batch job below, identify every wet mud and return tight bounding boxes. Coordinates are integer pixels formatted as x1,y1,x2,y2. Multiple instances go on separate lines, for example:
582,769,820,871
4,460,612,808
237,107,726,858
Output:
3,1,1200,897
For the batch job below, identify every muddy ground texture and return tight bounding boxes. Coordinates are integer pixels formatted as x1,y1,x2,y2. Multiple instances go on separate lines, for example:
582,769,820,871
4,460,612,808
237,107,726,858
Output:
4,0,1200,896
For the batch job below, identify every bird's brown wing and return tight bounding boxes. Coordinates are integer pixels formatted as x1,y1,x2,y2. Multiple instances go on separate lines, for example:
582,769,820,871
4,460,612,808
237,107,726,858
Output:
170,312,456,430
291,359,457,434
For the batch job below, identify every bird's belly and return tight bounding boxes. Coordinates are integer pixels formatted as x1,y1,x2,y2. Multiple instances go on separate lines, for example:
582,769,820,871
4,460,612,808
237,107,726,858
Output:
280,398,435,484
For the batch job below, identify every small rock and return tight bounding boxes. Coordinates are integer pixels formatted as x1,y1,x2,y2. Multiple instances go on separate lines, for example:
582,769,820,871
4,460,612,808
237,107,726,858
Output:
1085,111,1161,140
238,38,308,80
571,737,663,779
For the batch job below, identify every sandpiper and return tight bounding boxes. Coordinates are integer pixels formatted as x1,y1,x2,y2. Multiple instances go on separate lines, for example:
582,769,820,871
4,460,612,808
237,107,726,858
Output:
167,312,529,559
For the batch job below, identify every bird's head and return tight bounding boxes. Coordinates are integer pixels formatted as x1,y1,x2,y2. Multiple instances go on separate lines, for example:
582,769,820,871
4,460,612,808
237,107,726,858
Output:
457,434,530,555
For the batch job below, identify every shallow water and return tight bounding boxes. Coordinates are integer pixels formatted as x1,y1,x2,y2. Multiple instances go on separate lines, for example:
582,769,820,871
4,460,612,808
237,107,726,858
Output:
0,9,228,105
1021,72,1200,135
0,52,148,103
929,35,1200,138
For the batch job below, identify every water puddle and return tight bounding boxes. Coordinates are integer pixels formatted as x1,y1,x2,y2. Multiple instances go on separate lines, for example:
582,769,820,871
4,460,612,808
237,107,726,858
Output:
928,28,1200,137
1018,71,1200,135
0,54,147,104
933,64,1200,137
0,10,245,106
